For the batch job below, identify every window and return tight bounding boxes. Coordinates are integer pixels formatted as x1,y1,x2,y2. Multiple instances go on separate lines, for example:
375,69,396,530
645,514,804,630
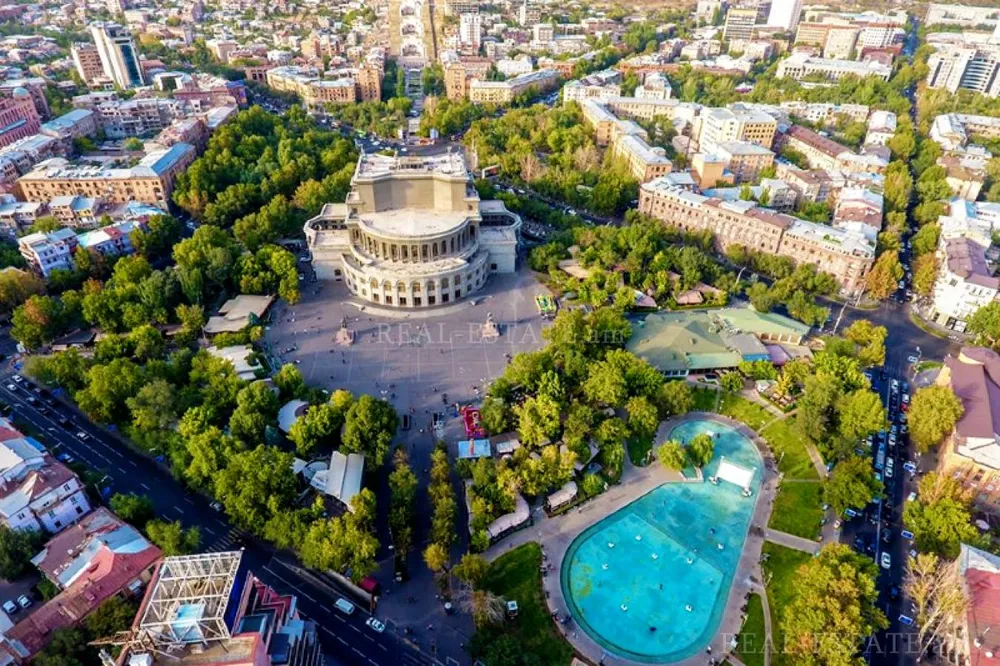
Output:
455,288,461,298
400,297,407,305
414,297,422,306
429,295,436,305
442,293,449,303
490,263,498,270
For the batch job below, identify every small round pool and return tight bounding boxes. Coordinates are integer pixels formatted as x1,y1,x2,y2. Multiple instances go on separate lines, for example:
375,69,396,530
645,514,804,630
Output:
560,419,762,663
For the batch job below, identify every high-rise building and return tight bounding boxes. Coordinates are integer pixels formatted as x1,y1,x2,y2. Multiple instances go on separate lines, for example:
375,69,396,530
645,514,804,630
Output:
723,8,759,42
767,0,802,31
927,46,1000,98
71,43,104,83
89,22,144,89
459,12,482,51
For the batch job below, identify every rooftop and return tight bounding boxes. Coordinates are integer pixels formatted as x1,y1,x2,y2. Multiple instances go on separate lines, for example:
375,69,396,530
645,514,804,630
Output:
359,208,472,238
943,347,1000,442
354,152,471,180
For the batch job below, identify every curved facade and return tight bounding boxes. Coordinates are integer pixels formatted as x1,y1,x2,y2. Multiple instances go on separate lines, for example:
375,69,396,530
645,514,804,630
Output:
305,152,520,309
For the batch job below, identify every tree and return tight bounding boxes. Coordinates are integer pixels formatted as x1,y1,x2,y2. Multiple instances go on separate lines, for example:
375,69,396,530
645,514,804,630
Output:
389,449,418,554
0,267,43,315
836,390,885,441
76,358,143,423
656,380,693,417
424,542,450,573
780,543,888,666
214,446,297,531
687,433,714,468
299,493,379,581
273,363,306,401
289,401,346,456
123,137,144,151
145,519,201,556
966,301,1000,348
904,472,978,559
514,394,561,446
32,627,91,666
11,294,67,350
911,253,939,297
864,251,903,301
657,440,687,471
480,396,509,434
843,320,887,368
720,371,743,393
908,385,964,453
176,303,206,340
342,395,398,468
823,456,883,515
904,553,969,661
626,395,659,442
0,525,43,579
109,493,155,529
453,553,489,588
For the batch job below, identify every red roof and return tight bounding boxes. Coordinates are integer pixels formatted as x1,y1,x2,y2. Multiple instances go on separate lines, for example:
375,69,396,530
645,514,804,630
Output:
967,568,1000,666
3,527,160,661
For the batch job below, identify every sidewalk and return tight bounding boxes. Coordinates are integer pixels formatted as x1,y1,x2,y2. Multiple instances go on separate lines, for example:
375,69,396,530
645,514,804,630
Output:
763,528,820,555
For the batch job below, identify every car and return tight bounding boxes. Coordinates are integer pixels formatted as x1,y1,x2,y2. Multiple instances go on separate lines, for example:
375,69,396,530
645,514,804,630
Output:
907,491,917,502
210,501,223,512
886,459,894,478
902,529,915,540
16,595,30,609
334,598,355,615
902,393,910,405
899,615,914,626
890,586,900,601
903,462,917,475
366,617,386,633
4,384,13,391
56,452,74,464
37,406,49,415
76,432,89,441
907,355,919,364
58,418,71,428
11,375,21,383
880,552,891,569
1,600,15,614
25,397,36,405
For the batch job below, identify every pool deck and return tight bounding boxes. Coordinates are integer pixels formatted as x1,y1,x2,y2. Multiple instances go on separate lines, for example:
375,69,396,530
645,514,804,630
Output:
484,412,781,666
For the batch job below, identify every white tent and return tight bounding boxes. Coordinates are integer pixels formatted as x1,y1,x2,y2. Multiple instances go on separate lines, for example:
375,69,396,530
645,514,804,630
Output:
310,451,365,510
717,457,755,490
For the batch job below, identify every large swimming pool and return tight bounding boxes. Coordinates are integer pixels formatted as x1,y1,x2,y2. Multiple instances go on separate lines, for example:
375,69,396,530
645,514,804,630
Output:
561,419,763,663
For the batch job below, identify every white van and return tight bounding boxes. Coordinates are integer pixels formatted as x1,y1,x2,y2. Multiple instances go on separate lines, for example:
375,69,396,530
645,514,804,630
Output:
334,598,355,615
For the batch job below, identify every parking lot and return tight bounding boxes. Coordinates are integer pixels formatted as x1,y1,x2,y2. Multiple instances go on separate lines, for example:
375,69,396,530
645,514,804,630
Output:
264,269,551,422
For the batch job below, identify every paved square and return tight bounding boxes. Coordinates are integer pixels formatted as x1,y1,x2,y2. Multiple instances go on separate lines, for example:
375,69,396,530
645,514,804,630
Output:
264,270,550,414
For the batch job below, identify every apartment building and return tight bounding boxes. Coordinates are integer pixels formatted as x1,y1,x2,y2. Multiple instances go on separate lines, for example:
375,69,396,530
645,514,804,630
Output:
48,195,103,227
497,55,534,77
0,79,48,119
89,22,144,89
697,107,778,154
823,26,859,59
0,92,39,150
562,69,622,104
927,45,1000,98
724,8,760,42
931,235,998,331
639,179,874,294
713,141,776,183
18,227,77,276
776,52,892,81
925,3,1000,28
0,508,161,665
781,125,888,174
70,43,103,83
39,109,98,149
459,12,482,51
613,134,673,182
779,100,870,124
468,68,560,104
635,72,672,100
0,197,42,236
17,143,195,209
767,0,803,31
77,218,144,257
0,436,91,533
865,110,897,146
265,66,357,108
930,113,1000,152
444,57,492,101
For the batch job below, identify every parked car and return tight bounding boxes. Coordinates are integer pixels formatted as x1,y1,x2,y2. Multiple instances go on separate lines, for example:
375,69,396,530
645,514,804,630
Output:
76,432,90,441
16,595,30,609
2,600,15,614
366,617,385,633
880,552,891,569
56,452,75,464
334,598,355,615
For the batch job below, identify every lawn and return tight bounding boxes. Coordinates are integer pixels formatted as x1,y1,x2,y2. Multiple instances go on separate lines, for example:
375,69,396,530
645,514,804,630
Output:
762,542,813,666
719,393,772,431
734,593,766,666
628,437,653,466
768,481,823,540
691,386,719,412
760,417,819,480
480,543,574,666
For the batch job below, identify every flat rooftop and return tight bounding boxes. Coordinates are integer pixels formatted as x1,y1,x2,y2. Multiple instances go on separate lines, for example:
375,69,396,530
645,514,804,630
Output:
354,152,471,179
358,208,472,237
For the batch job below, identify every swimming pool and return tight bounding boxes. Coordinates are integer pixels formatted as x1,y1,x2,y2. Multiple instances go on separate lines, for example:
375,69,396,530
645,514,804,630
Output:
561,419,763,663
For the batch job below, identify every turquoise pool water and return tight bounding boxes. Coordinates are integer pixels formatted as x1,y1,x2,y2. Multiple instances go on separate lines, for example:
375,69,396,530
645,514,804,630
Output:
561,419,763,663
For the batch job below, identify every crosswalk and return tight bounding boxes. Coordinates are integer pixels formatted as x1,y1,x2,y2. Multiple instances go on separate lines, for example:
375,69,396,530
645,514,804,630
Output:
202,527,247,553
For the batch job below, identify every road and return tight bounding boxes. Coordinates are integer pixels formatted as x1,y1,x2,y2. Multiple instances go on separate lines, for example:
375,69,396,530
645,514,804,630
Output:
0,373,449,666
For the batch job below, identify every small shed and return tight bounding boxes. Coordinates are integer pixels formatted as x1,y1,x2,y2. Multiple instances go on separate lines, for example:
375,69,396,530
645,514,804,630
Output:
546,481,578,511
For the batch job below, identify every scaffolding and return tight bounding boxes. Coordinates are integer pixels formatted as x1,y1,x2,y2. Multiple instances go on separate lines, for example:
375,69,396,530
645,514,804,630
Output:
92,551,243,661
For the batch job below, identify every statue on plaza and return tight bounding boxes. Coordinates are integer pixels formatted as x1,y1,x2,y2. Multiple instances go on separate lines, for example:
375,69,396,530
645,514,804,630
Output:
481,311,500,341
335,316,355,346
